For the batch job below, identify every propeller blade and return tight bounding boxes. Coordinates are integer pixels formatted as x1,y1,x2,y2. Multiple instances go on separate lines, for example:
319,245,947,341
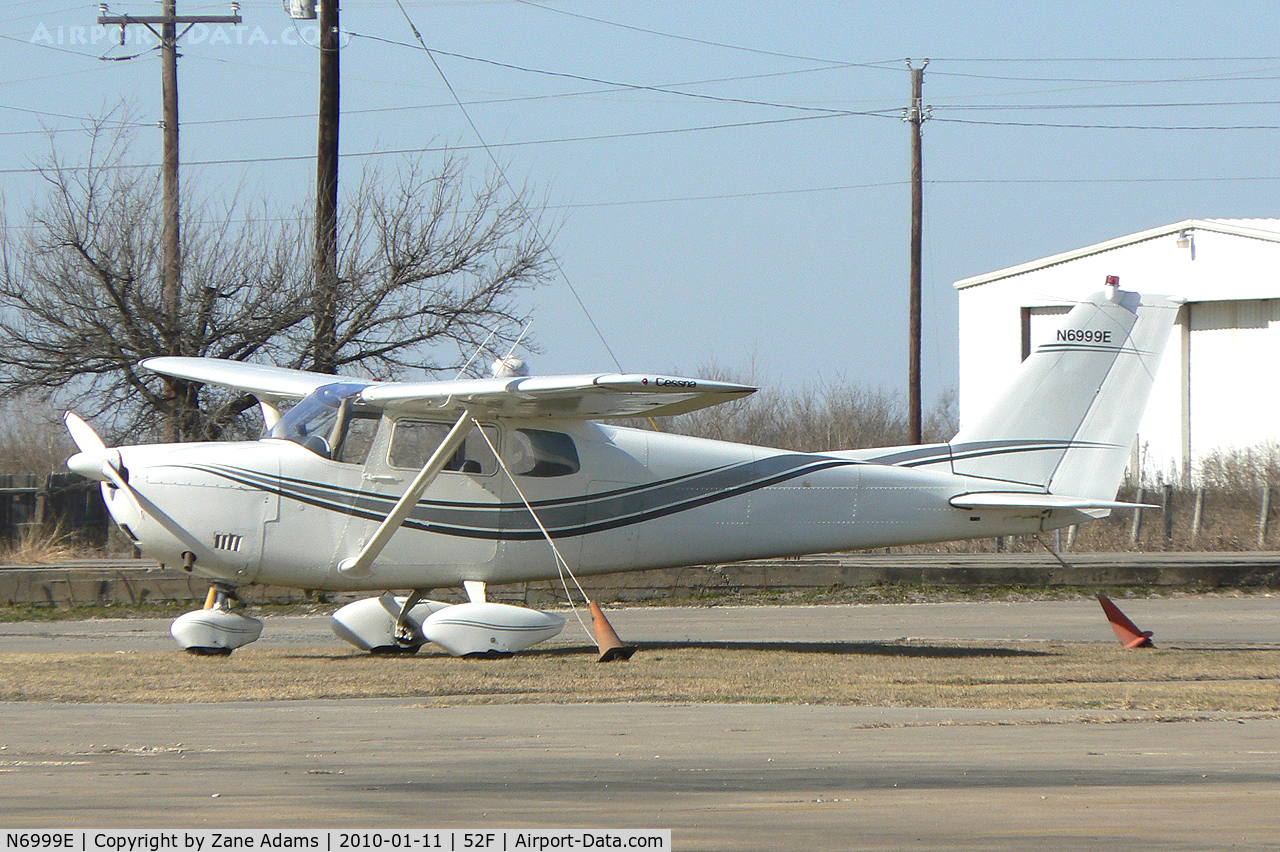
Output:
95,450,145,518
64,412,107,453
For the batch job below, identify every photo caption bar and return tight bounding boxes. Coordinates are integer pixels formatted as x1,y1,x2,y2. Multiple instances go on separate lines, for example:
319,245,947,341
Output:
2,832,671,852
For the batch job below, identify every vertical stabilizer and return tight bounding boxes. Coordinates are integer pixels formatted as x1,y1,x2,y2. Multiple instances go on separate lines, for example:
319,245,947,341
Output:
950,286,1180,498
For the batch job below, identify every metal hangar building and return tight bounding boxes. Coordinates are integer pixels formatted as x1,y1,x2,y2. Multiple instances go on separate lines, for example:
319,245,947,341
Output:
954,218,1280,484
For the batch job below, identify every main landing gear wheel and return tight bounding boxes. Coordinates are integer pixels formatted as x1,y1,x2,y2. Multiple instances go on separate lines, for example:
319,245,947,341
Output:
330,593,448,654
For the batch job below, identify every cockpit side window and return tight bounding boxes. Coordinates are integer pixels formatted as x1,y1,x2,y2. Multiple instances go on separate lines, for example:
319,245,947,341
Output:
389,420,498,475
333,412,380,465
267,382,377,462
509,429,580,477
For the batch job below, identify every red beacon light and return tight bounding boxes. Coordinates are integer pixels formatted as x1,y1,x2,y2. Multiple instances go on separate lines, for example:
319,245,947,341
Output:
1104,274,1121,301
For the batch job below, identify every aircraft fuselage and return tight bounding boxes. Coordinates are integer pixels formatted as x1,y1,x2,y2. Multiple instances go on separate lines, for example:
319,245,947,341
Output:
101,416,1051,592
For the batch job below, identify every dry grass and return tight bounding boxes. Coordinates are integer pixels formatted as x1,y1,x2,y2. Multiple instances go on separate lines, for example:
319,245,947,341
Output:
0,525,83,565
3,641,1278,711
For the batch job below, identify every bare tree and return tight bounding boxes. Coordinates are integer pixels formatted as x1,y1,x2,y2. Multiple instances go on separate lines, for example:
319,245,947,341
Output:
654,363,959,451
0,118,554,443
317,156,554,377
0,397,75,475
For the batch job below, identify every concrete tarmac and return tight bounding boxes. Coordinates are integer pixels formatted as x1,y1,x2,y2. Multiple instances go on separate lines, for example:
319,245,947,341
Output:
1,595,1277,653
1,702,1278,850
2,598,1279,850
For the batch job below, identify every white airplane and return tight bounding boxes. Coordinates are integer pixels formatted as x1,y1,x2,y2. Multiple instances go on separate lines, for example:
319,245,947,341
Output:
65,282,1178,658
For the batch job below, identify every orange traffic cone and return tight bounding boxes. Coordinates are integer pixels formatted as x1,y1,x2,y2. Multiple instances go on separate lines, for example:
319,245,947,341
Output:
1097,594,1155,648
589,600,637,662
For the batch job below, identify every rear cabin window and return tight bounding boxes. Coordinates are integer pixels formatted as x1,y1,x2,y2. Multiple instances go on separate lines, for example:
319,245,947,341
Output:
389,420,498,475
509,429,579,477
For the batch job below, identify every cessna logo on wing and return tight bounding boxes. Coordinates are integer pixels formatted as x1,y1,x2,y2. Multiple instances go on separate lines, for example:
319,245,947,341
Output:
642,377,697,387
1057,328,1112,344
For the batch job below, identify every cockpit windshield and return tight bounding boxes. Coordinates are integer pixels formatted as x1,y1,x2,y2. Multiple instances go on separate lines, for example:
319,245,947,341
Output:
268,382,377,461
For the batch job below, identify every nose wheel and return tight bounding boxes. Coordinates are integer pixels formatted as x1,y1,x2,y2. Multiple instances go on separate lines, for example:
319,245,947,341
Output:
171,583,263,655
203,583,240,613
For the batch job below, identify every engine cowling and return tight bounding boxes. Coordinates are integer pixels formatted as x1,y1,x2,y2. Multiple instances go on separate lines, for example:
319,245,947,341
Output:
423,602,566,657
329,593,452,653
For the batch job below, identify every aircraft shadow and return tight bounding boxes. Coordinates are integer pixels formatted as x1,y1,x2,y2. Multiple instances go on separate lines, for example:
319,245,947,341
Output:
527,641,1056,659
287,641,1057,661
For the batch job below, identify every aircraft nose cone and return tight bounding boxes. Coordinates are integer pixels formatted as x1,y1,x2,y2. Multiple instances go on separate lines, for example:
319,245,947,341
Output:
67,449,110,481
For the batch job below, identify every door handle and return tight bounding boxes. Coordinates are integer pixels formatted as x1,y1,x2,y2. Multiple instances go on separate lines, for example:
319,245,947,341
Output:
363,474,402,484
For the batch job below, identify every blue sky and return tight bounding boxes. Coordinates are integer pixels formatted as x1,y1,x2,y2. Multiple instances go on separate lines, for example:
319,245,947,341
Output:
4,1,1280,405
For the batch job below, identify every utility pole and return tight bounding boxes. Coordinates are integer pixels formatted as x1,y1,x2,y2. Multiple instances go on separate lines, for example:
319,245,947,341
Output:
903,59,929,444
97,2,241,439
313,0,340,374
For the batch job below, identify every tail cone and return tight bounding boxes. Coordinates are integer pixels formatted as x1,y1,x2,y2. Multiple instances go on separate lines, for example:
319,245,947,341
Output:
589,600,637,662
1097,594,1155,648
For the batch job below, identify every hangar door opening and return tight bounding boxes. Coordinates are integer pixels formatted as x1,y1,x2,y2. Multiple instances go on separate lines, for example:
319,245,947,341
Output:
1020,305,1072,361
1188,299,1280,457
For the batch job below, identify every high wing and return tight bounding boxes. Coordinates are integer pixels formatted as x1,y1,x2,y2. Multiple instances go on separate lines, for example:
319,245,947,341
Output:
142,356,350,402
360,373,756,418
143,357,756,419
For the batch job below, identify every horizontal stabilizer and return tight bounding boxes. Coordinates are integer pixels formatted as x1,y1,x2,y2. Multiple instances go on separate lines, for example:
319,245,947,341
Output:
949,492,1158,511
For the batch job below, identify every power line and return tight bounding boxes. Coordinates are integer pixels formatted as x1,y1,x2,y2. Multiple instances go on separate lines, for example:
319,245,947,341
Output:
939,99,1280,111
0,100,146,124
177,64,899,129
927,55,1280,63
933,116,1280,130
0,64,126,89
550,180,909,209
0,112,869,176
0,31,107,59
96,0,243,414
512,0,897,69
346,31,865,117
14,103,1280,178
926,64,1280,86
554,174,1280,209
383,0,627,372
7,173,1280,229
941,175,1280,184
0,1,94,27
179,42,870,108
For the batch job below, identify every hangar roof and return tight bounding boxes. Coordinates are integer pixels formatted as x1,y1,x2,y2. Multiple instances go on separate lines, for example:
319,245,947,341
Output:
955,218,1280,290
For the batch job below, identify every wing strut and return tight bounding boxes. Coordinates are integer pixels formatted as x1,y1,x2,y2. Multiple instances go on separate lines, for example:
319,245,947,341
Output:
337,409,475,577
467,418,636,662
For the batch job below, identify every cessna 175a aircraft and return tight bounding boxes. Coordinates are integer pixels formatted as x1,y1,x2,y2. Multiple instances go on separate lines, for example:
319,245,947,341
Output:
64,282,1178,657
